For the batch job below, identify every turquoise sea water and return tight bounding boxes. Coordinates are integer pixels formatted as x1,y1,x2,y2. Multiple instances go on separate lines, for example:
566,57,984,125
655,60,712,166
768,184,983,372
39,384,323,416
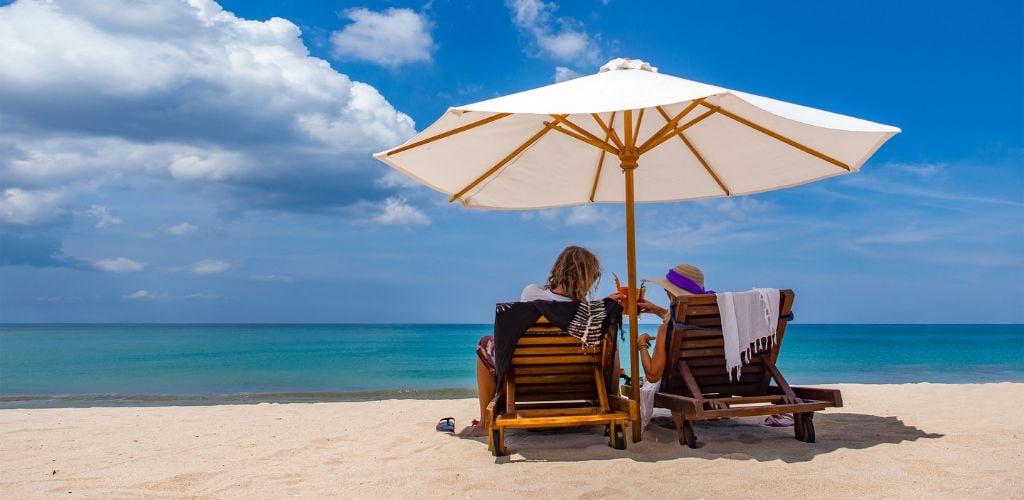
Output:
1,324,1021,408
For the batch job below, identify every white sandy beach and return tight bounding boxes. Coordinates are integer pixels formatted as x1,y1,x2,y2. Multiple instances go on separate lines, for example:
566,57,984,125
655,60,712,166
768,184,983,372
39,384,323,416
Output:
2,383,1022,498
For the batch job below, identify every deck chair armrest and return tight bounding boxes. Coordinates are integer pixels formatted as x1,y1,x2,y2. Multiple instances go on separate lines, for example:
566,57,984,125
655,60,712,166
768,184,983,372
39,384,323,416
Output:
654,392,702,418
789,386,843,407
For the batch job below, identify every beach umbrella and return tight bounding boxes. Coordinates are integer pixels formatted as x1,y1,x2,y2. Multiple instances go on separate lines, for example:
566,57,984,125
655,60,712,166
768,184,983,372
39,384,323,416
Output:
373,58,900,442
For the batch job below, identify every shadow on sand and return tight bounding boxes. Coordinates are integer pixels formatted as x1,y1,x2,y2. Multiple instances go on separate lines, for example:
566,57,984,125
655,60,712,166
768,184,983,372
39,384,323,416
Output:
457,412,944,464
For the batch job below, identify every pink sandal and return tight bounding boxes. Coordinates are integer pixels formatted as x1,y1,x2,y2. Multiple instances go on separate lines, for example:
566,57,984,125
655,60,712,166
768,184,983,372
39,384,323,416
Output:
764,414,794,427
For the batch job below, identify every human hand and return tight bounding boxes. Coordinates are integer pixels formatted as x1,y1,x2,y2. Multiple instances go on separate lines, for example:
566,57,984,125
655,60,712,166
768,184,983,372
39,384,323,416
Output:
638,333,653,346
637,299,666,318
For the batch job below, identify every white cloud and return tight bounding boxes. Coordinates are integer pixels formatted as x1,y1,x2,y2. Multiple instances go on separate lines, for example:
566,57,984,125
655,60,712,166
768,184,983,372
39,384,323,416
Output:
82,205,123,228
191,259,231,275
124,289,156,300
0,188,65,225
165,222,198,236
93,257,145,273
553,66,582,83
330,8,434,67
250,274,295,283
185,292,221,299
882,162,944,178
0,0,416,224
506,0,600,64
375,170,423,189
374,197,430,225
565,205,610,225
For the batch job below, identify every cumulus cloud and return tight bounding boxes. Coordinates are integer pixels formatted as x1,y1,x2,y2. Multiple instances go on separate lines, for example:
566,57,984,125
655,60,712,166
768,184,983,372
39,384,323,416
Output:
553,66,582,83
82,205,123,228
374,197,430,225
93,257,145,273
191,259,231,275
330,8,434,67
0,0,416,225
506,0,600,64
0,188,65,225
165,222,198,236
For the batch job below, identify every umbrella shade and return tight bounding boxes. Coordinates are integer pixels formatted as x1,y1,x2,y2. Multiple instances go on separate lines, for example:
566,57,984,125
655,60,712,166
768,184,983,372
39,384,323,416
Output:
375,59,900,209
373,58,899,444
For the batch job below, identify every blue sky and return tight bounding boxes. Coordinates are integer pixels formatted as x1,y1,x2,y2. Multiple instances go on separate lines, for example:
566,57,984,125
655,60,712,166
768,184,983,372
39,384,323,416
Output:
0,0,1021,323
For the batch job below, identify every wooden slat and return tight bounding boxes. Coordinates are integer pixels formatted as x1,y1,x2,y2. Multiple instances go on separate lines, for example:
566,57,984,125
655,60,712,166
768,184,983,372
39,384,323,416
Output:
517,392,597,402
675,327,722,338
513,365,593,375
698,383,762,396
679,347,726,358
513,407,604,417
524,326,565,333
682,356,728,368
517,336,579,345
679,337,724,349
515,374,594,384
699,401,831,419
514,346,597,355
495,412,627,428
517,383,595,394
685,317,723,327
689,363,762,378
684,305,720,316
512,354,599,364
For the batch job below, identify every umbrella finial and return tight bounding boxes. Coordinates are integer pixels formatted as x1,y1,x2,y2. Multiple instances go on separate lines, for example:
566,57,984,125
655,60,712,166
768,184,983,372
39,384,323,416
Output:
599,58,658,73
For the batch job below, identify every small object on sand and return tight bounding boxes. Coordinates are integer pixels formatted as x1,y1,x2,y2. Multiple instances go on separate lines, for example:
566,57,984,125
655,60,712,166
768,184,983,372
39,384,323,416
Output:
435,417,455,433
764,414,795,427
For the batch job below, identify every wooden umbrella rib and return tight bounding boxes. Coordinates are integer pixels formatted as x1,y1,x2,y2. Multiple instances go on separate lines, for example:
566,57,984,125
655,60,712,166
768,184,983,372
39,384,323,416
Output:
591,113,624,150
697,102,851,171
624,110,634,148
639,108,716,155
632,108,645,145
654,106,730,196
588,112,616,202
549,115,621,153
448,122,557,203
547,123,621,155
637,99,703,152
387,112,511,156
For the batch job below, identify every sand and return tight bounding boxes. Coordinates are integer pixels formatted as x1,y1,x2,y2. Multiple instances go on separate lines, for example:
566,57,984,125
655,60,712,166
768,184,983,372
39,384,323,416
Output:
2,383,1022,498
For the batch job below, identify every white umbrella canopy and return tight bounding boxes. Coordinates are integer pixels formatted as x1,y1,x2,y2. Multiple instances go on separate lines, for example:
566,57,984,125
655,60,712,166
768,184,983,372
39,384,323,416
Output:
375,58,900,209
374,58,899,442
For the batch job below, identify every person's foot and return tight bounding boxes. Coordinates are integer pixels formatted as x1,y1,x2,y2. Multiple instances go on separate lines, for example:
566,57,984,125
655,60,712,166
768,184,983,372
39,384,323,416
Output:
467,419,488,437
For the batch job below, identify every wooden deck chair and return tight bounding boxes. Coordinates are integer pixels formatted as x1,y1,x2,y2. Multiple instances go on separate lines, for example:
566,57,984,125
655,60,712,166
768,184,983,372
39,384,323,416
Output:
656,290,843,448
485,317,630,456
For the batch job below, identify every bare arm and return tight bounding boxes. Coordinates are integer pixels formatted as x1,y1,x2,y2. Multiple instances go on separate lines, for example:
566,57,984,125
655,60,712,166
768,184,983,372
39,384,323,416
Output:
639,322,669,383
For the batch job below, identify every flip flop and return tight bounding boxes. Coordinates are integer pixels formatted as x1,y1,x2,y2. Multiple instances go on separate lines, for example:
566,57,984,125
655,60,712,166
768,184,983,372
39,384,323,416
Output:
764,414,795,427
435,417,455,432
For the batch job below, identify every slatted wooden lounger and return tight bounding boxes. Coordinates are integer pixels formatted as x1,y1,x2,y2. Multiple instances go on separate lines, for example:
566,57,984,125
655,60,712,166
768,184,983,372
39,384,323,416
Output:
656,290,843,448
485,317,631,456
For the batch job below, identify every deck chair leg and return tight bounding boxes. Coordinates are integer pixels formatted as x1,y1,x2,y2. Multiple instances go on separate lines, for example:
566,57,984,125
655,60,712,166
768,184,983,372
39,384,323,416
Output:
794,412,815,443
671,411,697,448
608,421,627,450
491,427,506,457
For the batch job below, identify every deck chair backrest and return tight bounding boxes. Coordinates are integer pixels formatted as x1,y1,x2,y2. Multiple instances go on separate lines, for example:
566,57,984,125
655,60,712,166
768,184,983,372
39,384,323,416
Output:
660,290,795,398
508,320,616,405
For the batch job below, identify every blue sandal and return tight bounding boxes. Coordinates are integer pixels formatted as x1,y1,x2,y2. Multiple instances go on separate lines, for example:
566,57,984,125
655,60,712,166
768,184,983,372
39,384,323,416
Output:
436,417,455,432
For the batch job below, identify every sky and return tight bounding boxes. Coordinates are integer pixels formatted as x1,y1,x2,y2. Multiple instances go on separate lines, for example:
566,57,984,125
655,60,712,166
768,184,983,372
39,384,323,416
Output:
0,0,1021,324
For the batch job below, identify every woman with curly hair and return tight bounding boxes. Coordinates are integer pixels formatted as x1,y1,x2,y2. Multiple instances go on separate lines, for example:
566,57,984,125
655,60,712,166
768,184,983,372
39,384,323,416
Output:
469,245,604,436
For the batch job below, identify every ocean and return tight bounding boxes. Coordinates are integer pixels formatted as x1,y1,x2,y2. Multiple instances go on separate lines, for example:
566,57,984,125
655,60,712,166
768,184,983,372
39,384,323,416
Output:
1,324,1021,408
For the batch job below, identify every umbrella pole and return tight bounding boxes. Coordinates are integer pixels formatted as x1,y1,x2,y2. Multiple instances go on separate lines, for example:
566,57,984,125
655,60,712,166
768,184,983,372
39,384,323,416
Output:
623,164,642,443
621,108,643,443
